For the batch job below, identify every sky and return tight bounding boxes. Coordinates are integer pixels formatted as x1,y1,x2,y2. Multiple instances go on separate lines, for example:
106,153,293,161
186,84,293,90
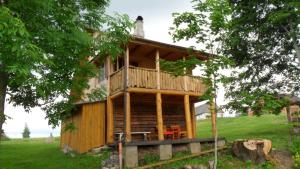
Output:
3,0,229,138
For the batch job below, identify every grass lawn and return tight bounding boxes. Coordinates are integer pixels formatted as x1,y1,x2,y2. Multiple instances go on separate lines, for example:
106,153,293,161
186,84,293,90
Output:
0,114,291,169
197,114,291,149
0,138,108,169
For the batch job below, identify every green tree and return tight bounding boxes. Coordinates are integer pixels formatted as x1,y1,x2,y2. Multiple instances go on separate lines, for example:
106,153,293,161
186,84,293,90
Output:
0,0,133,135
224,0,299,114
170,0,299,115
22,123,30,138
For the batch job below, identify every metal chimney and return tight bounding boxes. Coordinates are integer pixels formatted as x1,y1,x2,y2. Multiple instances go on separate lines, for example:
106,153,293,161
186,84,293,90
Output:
133,16,145,38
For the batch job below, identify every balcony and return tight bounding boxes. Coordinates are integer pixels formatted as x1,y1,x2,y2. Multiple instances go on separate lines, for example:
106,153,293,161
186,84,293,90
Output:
109,66,207,96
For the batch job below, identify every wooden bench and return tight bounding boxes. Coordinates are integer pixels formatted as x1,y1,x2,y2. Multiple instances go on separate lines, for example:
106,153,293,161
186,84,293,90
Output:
115,131,151,141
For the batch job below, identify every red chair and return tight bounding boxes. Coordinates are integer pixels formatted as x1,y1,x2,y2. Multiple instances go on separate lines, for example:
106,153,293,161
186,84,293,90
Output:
171,125,187,139
163,125,174,139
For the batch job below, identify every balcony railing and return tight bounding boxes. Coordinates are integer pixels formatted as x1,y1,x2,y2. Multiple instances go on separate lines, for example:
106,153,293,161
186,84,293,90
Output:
109,66,206,95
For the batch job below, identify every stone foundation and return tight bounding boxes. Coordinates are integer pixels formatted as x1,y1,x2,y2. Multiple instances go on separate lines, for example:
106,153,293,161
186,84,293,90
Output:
189,142,201,154
159,144,172,160
124,146,138,168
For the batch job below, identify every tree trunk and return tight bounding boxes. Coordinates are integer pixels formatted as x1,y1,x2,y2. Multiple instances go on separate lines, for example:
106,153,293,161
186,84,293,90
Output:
286,106,292,122
0,70,8,143
232,139,272,164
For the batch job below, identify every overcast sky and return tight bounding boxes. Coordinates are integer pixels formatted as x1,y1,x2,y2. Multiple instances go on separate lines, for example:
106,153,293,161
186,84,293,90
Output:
3,0,228,138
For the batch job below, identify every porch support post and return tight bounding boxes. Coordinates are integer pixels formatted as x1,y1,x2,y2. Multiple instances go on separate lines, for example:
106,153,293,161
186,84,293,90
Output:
210,99,217,137
183,56,187,91
156,49,164,140
125,92,131,141
106,55,114,143
124,46,131,142
106,56,111,96
156,93,164,140
184,95,193,139
107,96,114,143
191,103,196,138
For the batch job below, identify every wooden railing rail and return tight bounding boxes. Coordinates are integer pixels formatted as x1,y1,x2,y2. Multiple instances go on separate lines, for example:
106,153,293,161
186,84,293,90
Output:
109,66,206,95
128,66,157,89
110,67,124,94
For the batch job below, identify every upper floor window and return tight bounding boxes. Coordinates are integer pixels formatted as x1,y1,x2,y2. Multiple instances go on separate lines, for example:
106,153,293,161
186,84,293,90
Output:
99,63,106,81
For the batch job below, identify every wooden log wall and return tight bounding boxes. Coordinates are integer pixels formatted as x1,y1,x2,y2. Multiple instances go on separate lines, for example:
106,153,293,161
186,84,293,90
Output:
60,102,106,153
113,94,186,141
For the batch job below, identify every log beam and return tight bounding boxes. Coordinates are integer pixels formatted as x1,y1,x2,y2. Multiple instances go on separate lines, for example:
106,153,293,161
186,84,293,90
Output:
184,95,193,139
127,88,203,97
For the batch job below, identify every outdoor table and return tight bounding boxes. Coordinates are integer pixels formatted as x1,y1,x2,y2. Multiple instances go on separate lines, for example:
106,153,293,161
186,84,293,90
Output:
115,131,151,141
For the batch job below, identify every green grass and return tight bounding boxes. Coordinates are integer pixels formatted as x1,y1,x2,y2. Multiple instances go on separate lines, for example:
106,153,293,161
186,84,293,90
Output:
197,114,291,149
0,138,108,169
0,114,291,169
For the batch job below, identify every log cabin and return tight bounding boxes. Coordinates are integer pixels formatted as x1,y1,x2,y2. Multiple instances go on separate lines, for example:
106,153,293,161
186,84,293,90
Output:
60,16,211,154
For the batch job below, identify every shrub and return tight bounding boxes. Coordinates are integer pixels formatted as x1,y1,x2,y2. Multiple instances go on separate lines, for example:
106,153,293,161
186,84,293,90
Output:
291,137,300,168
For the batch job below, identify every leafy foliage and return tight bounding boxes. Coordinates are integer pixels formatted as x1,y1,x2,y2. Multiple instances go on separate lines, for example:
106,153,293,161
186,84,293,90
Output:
170,0,300,115
291,137,300,168
0,0,133,128
223,0,300,114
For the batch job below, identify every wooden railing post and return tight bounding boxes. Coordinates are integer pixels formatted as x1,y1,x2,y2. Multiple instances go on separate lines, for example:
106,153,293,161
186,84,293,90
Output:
183,56,187,91
156,50,160,90
184,95,193,139
106,57,111,95
124,46,129,88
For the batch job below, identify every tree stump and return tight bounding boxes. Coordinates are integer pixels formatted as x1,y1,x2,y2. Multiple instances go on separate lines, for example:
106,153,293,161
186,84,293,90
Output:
232,139,272,164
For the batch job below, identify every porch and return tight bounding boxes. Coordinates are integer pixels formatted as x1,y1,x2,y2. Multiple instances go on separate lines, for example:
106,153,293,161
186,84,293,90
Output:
107,93,199,143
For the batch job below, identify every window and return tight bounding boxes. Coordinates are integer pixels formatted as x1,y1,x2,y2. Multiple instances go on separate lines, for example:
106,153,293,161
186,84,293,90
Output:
99,64,106,81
